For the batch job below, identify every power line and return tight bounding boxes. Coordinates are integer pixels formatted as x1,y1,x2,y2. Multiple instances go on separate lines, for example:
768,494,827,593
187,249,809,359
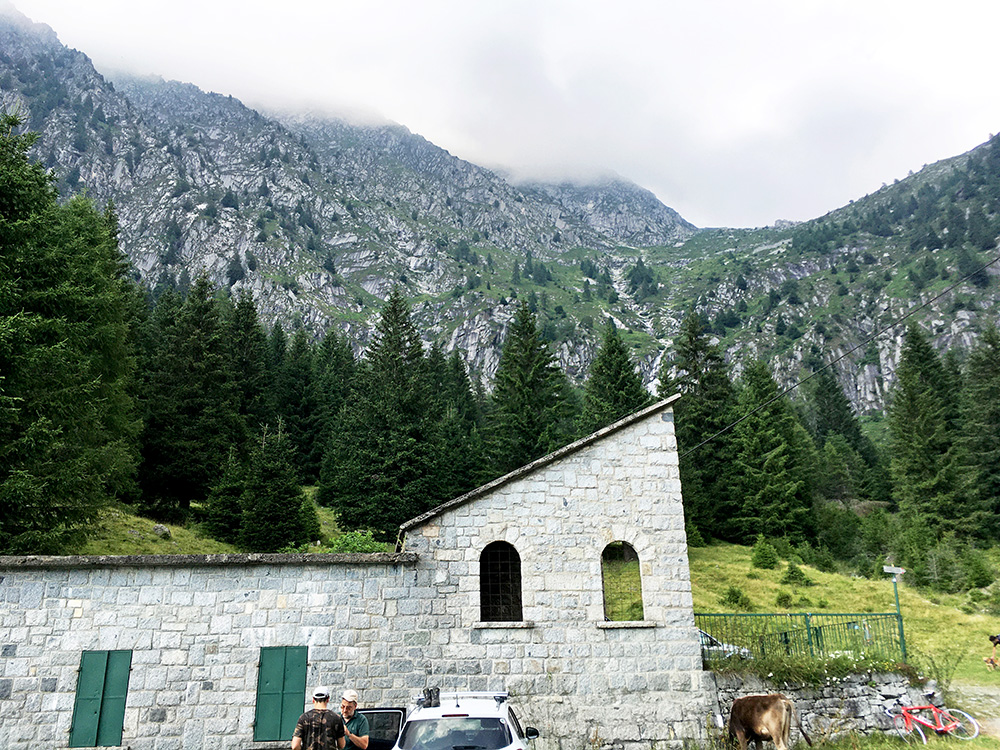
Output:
679,251,1000,459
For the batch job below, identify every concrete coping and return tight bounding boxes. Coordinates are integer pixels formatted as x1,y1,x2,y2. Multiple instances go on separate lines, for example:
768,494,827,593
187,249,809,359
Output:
0,551,419,570
596,621,658,629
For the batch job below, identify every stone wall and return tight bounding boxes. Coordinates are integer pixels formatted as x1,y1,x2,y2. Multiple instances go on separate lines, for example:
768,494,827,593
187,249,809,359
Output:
711,673,933,743
0,553,418,750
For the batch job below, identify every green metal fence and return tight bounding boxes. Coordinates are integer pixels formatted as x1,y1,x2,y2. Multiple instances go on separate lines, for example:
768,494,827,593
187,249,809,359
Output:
695,612,905,665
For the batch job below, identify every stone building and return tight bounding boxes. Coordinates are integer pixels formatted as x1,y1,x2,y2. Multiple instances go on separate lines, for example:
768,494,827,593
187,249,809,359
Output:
0,396,714,749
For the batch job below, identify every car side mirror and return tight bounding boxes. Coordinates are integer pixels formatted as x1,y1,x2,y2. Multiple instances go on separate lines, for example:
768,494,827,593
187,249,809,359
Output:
525,727,540,740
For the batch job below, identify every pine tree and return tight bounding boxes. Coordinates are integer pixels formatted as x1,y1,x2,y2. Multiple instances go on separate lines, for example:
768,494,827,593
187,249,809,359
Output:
276,327,322,481
959,325,1000,539
312,328,356,460
657,309,738,543
730,360,815,543
138,275,245,520
203,449,248,544
804,367,885,504
319,289,442,540
887,323,968,536
580,319,651,434
486,303,578,476
268,321,288,392
0,114,139,553
239,426,316,552
427,346,486,500
225,290,276,434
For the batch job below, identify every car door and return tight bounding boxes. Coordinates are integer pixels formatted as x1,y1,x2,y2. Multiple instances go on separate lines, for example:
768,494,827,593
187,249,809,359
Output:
358,707,407,750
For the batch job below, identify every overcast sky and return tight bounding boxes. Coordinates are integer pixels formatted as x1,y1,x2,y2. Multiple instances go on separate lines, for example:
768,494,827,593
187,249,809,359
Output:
9,0,1000,228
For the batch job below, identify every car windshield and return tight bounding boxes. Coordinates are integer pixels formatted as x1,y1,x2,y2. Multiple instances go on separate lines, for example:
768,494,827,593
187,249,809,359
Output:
398,717,512,750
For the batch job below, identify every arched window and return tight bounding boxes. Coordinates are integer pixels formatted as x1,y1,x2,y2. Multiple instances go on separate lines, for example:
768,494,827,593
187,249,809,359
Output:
601,541,644,621
480,541,522,621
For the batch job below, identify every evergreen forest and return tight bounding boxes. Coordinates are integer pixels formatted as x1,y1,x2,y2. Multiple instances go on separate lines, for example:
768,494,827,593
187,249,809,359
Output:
3,113,1000,600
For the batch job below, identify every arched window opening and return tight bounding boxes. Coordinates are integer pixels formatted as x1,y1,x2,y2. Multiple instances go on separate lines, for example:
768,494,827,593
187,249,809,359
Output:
480,541,522,621
602,541,644,621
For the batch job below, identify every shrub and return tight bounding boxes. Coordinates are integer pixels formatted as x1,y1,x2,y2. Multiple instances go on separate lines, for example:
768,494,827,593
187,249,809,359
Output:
751,535,780,569
811,547,837,573
719,585,753,611
326,530,385,553
299,498,321,544
961,548,995,589
775,591,793,608
686,521,707,547
781,562,814,587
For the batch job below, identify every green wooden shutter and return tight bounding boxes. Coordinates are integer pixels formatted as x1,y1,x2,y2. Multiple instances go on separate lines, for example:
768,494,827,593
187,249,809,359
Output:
70,651,107,747
254,646,308,741
96,650,132,745
280,646,308,737
69,650,132,748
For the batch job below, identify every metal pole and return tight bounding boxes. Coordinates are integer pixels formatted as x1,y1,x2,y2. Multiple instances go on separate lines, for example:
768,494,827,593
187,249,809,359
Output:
883,565,907,662
893,575,907,661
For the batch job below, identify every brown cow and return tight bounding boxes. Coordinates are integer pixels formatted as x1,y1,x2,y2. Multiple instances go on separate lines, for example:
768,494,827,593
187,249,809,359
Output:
728,694,812,750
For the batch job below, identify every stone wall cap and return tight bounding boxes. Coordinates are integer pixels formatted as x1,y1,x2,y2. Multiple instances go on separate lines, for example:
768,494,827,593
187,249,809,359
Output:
0,551,419,570
397,395,680,540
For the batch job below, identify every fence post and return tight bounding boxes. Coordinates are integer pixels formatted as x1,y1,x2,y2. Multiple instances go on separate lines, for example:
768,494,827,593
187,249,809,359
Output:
805,613,813,658
883,566,908,663
896,612,907,662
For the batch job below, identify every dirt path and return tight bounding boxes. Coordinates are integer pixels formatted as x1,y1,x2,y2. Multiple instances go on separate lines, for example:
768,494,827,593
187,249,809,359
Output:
949,680,1000,738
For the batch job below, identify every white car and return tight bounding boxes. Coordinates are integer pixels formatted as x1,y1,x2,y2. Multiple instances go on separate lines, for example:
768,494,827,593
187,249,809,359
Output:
698,629,752,661
391,690,539,750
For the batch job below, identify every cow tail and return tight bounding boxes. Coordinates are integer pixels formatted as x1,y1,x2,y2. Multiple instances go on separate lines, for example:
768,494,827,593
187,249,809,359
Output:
789,702,812,747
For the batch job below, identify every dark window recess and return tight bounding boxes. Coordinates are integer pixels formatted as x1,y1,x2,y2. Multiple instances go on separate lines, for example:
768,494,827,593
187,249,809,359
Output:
480,541,523,621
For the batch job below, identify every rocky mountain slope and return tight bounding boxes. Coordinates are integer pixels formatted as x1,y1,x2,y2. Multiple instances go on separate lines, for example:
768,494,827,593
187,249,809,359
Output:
2,3,999,414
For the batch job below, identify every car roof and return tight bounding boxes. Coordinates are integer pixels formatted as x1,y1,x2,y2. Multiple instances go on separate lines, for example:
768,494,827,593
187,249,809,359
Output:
407,692,511,721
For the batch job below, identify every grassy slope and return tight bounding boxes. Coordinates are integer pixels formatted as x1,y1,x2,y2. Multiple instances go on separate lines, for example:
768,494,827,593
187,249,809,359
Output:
72,499,344,556
690,543,1000,685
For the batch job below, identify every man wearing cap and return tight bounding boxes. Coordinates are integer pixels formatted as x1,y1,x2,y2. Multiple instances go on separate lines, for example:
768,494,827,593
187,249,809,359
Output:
341,689,370,750
292,687,346,750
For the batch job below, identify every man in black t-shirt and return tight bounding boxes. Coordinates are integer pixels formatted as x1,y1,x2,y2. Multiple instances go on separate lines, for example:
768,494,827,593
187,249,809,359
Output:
292,688,346,750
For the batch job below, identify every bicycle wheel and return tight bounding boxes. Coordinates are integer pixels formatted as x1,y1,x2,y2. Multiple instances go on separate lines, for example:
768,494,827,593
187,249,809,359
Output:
893,714,927,744
941,709,979,740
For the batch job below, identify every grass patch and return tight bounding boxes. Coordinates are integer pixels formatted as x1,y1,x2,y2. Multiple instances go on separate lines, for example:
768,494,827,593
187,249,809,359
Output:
708,650,916,687
74,507,239,556
689,542,1000,686
793,731,1000,750
76,490,393,556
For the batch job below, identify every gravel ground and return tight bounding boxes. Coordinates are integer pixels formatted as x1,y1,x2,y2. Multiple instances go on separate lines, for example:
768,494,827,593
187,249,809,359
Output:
948,681,1000,738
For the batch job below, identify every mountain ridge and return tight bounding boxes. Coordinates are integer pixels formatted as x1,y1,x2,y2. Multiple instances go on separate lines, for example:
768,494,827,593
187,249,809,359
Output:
2,5,999,412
